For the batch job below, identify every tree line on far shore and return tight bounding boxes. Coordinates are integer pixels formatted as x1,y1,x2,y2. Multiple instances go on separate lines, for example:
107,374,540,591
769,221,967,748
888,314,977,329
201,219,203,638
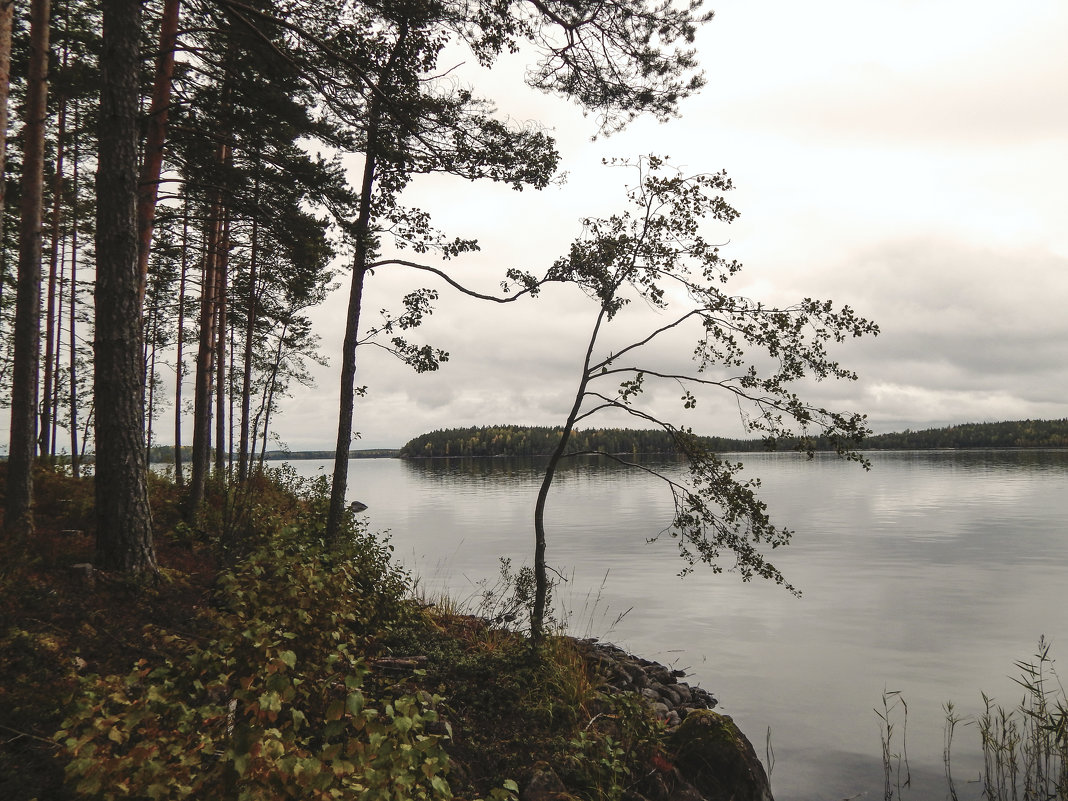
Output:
400,419,1068,458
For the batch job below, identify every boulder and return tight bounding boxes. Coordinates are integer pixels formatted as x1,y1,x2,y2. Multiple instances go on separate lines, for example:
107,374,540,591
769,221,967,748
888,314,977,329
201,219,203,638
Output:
521,762,569,801
668,710,773,801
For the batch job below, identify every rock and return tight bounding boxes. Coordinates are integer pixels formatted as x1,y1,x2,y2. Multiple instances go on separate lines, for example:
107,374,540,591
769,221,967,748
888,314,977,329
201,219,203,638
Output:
521,762,569,801
348,500,368,513
69,563,95,586
669,710,773,801
665,776,707,801
651,701,671,718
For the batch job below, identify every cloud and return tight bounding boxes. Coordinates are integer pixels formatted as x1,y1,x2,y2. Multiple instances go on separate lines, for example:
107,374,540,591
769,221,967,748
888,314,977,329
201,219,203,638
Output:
803,238,1068,429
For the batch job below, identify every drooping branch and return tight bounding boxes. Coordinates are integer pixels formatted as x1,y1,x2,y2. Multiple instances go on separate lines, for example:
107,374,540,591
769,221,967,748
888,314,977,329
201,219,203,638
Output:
526,156,876,641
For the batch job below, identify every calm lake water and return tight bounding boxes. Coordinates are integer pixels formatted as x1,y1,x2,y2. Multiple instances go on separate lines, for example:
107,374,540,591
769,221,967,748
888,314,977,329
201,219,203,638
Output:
286,450,1068,801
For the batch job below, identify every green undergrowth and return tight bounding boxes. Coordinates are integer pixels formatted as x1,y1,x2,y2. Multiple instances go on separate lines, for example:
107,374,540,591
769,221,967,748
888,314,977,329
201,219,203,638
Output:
1,465,672,801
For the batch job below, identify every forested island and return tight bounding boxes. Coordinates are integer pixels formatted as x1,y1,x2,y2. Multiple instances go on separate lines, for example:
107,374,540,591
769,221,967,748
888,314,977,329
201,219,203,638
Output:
400,419,1068,458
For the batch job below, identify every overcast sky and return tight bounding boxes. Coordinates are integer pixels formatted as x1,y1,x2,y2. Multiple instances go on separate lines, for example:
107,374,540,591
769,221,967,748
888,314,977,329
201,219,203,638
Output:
274,0,1068,450
7,0,1062,457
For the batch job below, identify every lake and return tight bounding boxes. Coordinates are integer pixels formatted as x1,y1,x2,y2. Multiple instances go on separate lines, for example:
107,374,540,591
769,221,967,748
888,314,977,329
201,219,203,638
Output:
286,450,1068,801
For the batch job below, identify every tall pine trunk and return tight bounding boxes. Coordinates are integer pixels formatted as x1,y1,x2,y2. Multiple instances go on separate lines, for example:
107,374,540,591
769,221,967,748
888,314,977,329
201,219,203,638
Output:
94,0,156,575
214,213,229,475
0,0,12,216
68,102,81,478
237,175,259,482
187,196,223,517
136,0,180,305
41,92,67,461
51,235,66,455
173,193,189,485
4,0,51,541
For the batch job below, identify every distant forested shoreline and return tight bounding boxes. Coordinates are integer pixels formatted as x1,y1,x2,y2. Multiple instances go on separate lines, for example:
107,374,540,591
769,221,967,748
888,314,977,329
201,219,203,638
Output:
399,419,1068,458
128,419,1068,465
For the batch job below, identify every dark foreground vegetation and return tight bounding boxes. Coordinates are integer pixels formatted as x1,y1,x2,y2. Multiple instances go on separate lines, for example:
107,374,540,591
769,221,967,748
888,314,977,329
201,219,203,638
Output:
0,464,768,801
401,419,1068,459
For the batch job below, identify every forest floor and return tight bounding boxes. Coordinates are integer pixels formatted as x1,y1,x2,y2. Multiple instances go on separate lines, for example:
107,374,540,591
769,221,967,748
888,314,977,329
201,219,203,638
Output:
0,464,734,801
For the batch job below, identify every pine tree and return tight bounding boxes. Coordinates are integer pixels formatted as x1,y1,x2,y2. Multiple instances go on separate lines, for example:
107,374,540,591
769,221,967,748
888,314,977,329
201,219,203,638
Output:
4,0,50,542
93,0,156,575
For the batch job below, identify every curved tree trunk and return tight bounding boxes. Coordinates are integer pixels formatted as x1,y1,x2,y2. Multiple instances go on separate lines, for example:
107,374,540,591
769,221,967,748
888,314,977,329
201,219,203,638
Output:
530,308,607,644
326,119,379,543
94,0,157,575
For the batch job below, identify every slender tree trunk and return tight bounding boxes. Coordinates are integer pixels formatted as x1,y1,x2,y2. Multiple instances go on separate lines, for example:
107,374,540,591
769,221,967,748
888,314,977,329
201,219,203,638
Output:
41,93,67,461
187,199,221,517
145,292,158,456
173,193,188,485
0,0,11,324
94,0,157,575
0,0,13,216
214,213,229,475
238,178,259,482
4,0,51,541
68,102,80,478
256,321,288,471
327,131,378,542
531,308,607,644
227,315,235,473
51,236,66,455
136,0,180,306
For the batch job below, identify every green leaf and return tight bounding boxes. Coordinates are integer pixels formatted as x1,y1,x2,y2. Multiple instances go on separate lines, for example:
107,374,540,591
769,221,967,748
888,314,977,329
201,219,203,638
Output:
291,709,307,731
346,691,364,716
280,650,297,668
431,775,451,797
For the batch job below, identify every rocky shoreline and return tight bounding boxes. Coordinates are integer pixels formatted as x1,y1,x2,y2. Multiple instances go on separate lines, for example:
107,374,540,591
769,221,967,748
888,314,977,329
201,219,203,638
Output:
578,639,719,728
519,637,775,801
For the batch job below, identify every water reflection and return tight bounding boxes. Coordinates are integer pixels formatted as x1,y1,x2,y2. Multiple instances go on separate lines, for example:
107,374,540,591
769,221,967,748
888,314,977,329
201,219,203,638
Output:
285,450,1068,801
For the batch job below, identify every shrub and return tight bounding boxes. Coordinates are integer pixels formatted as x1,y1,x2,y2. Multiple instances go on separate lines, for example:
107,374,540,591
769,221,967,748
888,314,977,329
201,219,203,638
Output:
56,530,451,800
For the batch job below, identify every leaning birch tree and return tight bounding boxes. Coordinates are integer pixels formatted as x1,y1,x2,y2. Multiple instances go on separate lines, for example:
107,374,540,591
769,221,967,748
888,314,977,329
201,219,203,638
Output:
529,157,879,642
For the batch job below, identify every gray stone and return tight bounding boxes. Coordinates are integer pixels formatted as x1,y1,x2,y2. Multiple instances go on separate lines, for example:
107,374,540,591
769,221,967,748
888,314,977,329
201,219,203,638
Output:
521,762,568,801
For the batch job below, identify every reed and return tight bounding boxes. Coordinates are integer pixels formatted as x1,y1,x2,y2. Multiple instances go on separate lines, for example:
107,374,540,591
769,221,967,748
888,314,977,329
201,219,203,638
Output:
876,689,911,801
881,638,1068,801
964,637,1068,801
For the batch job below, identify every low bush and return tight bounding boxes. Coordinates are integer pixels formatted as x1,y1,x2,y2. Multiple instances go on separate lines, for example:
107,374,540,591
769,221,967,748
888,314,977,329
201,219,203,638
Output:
56,527,451,801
